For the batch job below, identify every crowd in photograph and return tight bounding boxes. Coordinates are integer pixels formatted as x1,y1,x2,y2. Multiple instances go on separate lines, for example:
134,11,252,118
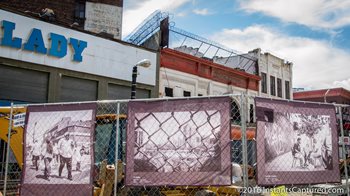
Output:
29,132,85,181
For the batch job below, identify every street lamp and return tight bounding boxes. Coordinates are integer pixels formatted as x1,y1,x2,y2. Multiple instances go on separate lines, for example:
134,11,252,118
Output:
131,59,151,99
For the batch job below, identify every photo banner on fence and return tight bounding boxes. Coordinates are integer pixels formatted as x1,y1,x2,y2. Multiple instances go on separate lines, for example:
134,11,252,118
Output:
126,97,232,186
255,97,340,185
20,103,96,196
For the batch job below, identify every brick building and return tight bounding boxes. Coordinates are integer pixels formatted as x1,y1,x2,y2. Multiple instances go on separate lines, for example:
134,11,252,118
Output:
294,87,350,139
294,87,350,105
0,0,123,39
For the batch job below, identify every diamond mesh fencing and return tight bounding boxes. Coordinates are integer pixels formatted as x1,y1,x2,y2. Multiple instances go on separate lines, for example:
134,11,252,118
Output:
1,95,349,196
247,97,349,195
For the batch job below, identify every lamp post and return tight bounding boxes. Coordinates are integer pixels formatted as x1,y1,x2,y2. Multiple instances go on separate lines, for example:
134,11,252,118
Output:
131,59,151,99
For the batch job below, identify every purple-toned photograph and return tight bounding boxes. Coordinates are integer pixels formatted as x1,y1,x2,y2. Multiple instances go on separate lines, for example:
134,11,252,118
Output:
264,113,332,172
126,97,232,186
20,103,96,196
255,97,340,185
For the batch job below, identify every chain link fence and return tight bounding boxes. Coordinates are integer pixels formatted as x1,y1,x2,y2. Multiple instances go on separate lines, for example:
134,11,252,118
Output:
1,94,349,196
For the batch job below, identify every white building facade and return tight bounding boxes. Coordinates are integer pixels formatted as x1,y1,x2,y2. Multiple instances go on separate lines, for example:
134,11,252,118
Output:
249,48,293,100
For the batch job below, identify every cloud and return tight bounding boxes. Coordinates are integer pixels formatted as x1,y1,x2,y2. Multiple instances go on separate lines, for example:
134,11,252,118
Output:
176,11,188,17
333,79,350,90
239,0,350,29
122,0,191,38
210,25,350,90
192,8,212,16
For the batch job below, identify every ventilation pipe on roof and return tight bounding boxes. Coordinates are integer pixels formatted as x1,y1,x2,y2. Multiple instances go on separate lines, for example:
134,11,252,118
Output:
324,89,331,103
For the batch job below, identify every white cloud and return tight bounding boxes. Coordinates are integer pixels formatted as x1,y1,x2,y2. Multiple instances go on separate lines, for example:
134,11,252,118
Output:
192,8,212,16
333,79,350,90
210,25,350,90
122,0,191,38
176,11,188,17
239,0,350,29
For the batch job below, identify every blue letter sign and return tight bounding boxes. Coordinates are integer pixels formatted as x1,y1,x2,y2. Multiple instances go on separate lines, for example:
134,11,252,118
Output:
23,28,47,54
0,20,87,62
1,20,22,48
69,38,87,62
49,33,67,58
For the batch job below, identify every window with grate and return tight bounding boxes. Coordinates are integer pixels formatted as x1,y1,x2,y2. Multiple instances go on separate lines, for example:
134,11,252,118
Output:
183,90,191,97
165,87,173,97
249,104,254,123
231,101,241,125
270,76,276,96
74,1,85,22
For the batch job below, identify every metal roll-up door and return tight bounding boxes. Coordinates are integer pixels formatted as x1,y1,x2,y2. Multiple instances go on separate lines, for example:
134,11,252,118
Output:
0,64,48,103
60,76,97,102
108,83,150,99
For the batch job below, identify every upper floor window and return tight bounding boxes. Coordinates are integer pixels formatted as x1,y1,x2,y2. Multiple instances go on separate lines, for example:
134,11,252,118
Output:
285,81,290,99
277,78,282,98
261,72,267,93
74,1,86,21
270,76,276,96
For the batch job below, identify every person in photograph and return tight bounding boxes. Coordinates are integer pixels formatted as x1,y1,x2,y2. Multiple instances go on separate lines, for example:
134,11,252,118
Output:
52,142,59,166
292,138,303,167
31,139,41,171
58,132,74,180
73,144,83,172
42,138,53,180
303,143,312,167
310,139,323,167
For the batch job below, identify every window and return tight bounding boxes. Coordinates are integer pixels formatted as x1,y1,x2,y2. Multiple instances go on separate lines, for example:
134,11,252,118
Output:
198,94,203,96
183,90,191,97
285,81,290,99
165,87,173,97
261,72,267,93
277,78,282,98
74,1,85,20
249,104,254,123
231,101,241,125
270,76,276,96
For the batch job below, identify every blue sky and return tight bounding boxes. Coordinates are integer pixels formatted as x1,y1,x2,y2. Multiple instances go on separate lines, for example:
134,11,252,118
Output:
122,0,350,90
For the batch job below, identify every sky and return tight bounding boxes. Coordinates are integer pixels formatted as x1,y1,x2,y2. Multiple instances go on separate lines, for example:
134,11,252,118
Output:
122,0,350,90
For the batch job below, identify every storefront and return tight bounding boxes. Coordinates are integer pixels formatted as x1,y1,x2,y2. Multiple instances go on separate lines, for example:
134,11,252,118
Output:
0,9,159,105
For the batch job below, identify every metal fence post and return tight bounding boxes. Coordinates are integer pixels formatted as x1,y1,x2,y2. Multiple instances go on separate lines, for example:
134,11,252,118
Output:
338,106,349,195
240,94,249,190
114,102,121,196
3,102,14,196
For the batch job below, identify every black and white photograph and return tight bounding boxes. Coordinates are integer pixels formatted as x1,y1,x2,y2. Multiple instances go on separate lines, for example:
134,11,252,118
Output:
20,103,96,196
126,97,231,186
264,113,332,172
255,97,340,185
133,110,221,173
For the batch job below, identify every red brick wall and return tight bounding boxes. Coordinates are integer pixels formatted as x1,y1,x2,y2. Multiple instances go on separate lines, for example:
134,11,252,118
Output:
161,48,261,91
0,0,123,28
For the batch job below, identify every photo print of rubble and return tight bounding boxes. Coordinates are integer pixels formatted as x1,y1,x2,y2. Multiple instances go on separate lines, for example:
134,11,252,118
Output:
126,97,231,186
